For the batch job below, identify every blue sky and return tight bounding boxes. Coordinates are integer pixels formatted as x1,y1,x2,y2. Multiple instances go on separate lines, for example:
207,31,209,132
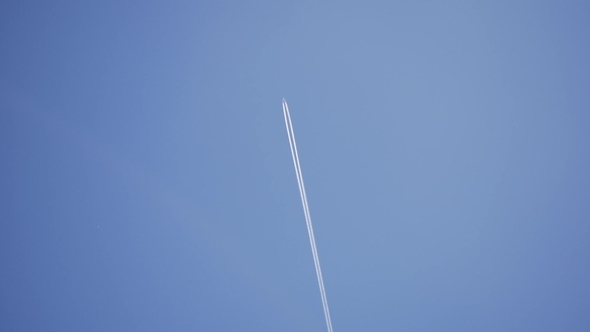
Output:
1,1,589,331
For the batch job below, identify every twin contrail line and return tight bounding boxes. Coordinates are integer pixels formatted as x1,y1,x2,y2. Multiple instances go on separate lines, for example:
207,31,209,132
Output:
282,98,334,332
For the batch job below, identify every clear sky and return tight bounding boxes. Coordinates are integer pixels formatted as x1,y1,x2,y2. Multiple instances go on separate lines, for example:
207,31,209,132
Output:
1,1,589,331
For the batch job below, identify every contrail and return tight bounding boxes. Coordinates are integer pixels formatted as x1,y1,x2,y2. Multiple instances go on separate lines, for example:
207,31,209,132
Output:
282,99,334,332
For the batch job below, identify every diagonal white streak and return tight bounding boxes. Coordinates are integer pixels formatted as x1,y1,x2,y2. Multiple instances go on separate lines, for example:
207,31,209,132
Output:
282,99,334,332
283,102,329,321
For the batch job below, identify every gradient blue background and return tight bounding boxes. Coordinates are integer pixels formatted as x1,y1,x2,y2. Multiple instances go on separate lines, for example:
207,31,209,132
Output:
1,1,589,331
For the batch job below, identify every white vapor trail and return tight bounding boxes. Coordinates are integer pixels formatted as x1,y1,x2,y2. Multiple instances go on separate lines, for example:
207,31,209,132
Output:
282,99,334,332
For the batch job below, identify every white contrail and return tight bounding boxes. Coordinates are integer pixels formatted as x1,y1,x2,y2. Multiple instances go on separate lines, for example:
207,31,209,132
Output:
282,99,334,332
283,99,333,332
282,100,330,322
